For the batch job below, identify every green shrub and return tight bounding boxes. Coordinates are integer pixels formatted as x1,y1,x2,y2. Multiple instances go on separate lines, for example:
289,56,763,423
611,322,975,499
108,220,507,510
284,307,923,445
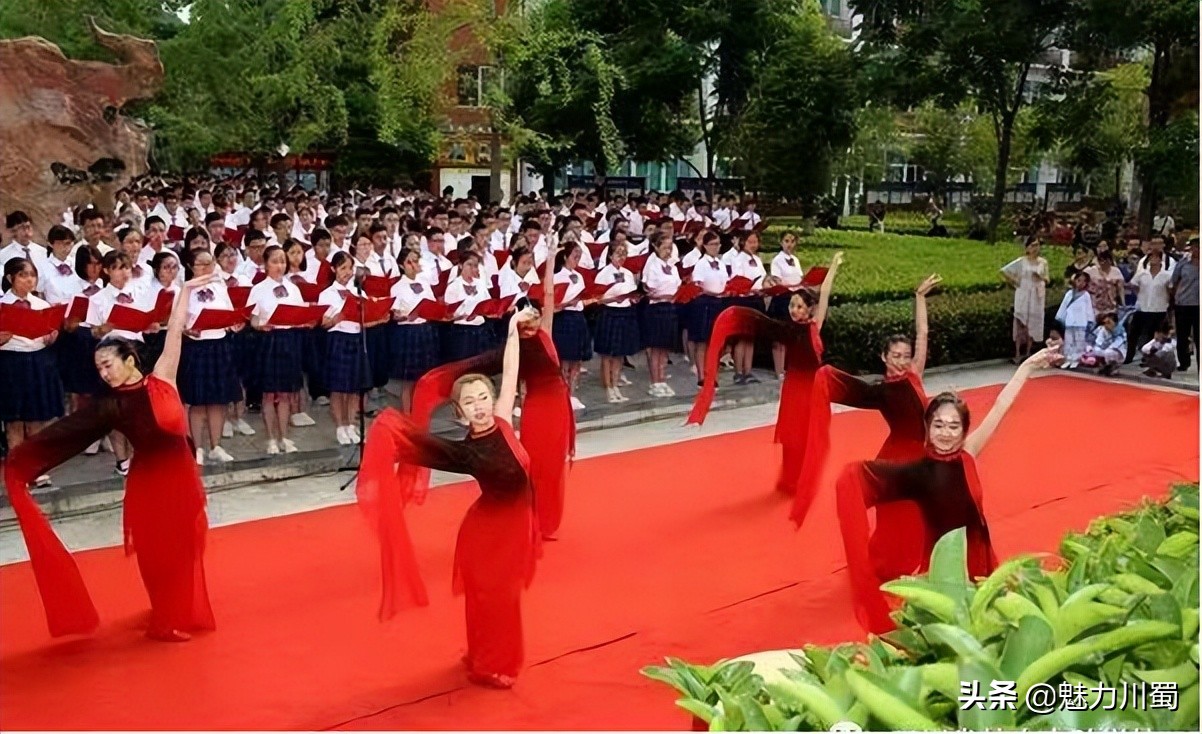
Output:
644,485,1200,732
840,212,970,238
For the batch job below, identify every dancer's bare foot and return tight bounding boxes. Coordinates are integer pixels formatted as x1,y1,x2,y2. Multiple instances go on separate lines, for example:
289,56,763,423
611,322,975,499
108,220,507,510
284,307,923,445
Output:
146,628,192,642
467,671,516,689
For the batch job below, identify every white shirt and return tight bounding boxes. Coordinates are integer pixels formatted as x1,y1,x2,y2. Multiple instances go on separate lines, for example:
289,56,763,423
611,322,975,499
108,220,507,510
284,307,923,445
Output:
553,268,587,312
0,241,48,271
498,266,539,299
642,254,682,302
1055,288,1095,329
71,277,105,327
730,250,767,289
419,252,453,288
734,211,762,231
391,275,435,325
1132,266,1173,312
770,251,803,287
186,282,236,341
692,255,729,295
681,248,704,271
37,254,81,304
70,239,113,258
712,207,733,231
319,282,359,335
249,276,305,330
443,276,490,326
0,291,53,352
94,282,154,341
594,264,637,308
138,245,184,285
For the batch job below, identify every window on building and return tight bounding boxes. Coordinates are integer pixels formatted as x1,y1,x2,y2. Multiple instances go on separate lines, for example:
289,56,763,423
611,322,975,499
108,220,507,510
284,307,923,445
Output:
456,65,499,107
820,0,842,15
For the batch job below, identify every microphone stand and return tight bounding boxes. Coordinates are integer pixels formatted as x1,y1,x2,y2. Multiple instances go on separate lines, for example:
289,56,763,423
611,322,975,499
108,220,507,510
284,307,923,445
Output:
339,272,371,491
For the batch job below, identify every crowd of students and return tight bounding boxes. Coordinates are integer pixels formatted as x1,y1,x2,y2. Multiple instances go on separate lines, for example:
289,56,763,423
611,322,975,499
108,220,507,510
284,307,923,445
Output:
0,177,839,477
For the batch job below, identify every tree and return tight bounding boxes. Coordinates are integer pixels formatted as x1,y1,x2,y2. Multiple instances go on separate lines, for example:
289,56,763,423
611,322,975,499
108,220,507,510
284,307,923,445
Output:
852,0,1080,240
0,0,186,60
1074,0,1199,231
730,1,859,199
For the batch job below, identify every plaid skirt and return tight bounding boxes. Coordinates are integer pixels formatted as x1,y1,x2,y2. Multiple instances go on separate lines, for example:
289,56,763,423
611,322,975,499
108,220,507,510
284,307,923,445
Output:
640,302,680,350
767,293,792,321
141,330,166,373
257,328,306,393
389,322,441,381
552,310,593,363
594,306,641,357
179,336,243,406
0,349,65,422
367,324,391,389
688,295,727,344
324,331,372,394
442,323,498,363
57,327,105,396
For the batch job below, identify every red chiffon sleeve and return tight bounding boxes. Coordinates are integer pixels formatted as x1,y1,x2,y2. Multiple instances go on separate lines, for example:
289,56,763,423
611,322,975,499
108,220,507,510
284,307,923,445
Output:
790,367,881,526
835,460,906,635
961,453,1000,578
687,307,797,426
3,401,117,637
357,408,469,620
522,330,574,538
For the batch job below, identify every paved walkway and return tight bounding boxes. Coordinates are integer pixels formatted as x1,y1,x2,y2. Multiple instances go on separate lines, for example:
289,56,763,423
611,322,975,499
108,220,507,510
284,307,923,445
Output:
0,353,1193,527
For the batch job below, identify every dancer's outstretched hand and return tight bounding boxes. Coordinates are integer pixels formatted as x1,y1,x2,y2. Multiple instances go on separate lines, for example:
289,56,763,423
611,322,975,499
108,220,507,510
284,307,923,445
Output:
1025,346,1062,369
916,274,942,296
183,272,221,291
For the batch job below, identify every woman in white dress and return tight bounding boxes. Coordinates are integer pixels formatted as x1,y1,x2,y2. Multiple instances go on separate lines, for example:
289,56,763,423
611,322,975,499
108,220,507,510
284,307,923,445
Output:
1000,236,1049,364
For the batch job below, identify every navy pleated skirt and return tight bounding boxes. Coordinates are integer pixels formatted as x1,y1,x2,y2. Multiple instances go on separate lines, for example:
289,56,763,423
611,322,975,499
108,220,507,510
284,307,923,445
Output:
767,293,792,321
234,329,261,390
57,327,105,396
257,328,306,393
324,330,372,394
303,328,327,389
594,306,641,357
736,295,766,313
688,295,727,344
552,310,593,363
0,349,65,422
640,301,679,350
366,324,391,388
141,330,166,373
442,323,498,363
389,322,441,381
179,337,243,406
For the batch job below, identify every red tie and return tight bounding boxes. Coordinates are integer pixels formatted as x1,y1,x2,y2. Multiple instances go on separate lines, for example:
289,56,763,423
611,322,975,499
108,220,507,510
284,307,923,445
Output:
226,276,238,287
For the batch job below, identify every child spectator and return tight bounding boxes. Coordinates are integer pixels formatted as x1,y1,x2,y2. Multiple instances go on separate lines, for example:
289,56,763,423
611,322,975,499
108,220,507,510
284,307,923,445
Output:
1140,323,1178,380
1079,312,1126,376
1055,272,1095,369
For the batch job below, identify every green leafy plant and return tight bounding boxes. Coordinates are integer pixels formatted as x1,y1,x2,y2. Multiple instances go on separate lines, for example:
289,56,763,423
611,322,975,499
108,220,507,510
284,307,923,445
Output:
644,484,1199,731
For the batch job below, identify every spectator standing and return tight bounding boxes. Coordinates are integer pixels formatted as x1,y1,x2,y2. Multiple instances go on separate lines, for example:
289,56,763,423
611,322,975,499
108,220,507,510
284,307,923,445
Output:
1126,252,1173,364
1055,272,1095,368
1084,251,1126,320
1001,237,1049,364
1168,238,1198,371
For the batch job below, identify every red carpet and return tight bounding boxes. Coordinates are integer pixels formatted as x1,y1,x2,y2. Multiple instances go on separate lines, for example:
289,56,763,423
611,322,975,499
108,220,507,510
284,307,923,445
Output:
0,376,1196,730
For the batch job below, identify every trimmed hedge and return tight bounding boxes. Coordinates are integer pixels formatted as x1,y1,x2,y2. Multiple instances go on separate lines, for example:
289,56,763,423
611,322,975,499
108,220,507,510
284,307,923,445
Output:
839,212,970,238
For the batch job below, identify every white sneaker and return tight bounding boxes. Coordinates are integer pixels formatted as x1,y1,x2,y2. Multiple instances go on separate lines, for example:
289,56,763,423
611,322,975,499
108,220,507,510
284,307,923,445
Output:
348,425,361,443
34,475,52,487
101,437,113,453
209,446,235,463
236,419,256,436
281,438,299,454
618,373,632,386
315,396,331,406
513,406,522,417
336,426,352,446
607,387,623,404
84,440,101,456
661,383,676,397
222,421,234,439
290,412,316,427
579,366,590,374
266,440,280,456
195,448,205,466
570,396,586,411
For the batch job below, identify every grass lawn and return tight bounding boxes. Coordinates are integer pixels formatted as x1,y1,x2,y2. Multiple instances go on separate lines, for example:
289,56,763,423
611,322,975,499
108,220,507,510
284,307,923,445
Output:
755,228,1073,304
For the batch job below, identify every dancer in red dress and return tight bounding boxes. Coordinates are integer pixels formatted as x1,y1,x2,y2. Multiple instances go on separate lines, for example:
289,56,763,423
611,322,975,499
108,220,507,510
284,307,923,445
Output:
408,243,575,540
686,252,843,496
4,274,219,642
836,348,1058,634
790,275,942,544
358,308,541,689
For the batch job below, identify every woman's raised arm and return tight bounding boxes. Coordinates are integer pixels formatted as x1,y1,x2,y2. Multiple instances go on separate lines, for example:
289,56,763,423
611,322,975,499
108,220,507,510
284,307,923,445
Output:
963,347,1057,457
494,309,535,423
912,274,941,376
813,251,844,330
153,273,218,385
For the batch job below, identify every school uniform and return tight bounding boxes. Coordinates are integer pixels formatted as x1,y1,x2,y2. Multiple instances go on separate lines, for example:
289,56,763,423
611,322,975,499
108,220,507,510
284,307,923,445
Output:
249,276,307,393
141,281,179,371
689,255,730,344
288,269,331,400
730,250,768,313
593,264,641,357
57,278,105,395
1056,288,1096,365
94,282,154,346
769,251,803,320
0,291,65,422
179,283,242,406
441,276,497,362
0,241,48,271
319,282,371,394
138,245,184,285
419,251,453,290
389,275,441,381
640,254,681,350
552,268,592,363
235,257,264,283
37,254,80,305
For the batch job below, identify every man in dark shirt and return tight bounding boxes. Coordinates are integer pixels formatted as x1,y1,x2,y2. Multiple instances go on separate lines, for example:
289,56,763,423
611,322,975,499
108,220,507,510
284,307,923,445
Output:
1169,238,1199,371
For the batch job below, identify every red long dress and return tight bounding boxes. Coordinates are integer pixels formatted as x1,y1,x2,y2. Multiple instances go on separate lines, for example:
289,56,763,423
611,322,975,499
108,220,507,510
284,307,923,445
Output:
409,330,575,539
4,374,215,637
686,307,823,495
358,409,537,679
792,368,929,576
835,449,998,634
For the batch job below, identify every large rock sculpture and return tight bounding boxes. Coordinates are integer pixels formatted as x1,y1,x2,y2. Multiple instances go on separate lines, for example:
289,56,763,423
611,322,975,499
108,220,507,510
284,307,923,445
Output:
0,18,163,234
